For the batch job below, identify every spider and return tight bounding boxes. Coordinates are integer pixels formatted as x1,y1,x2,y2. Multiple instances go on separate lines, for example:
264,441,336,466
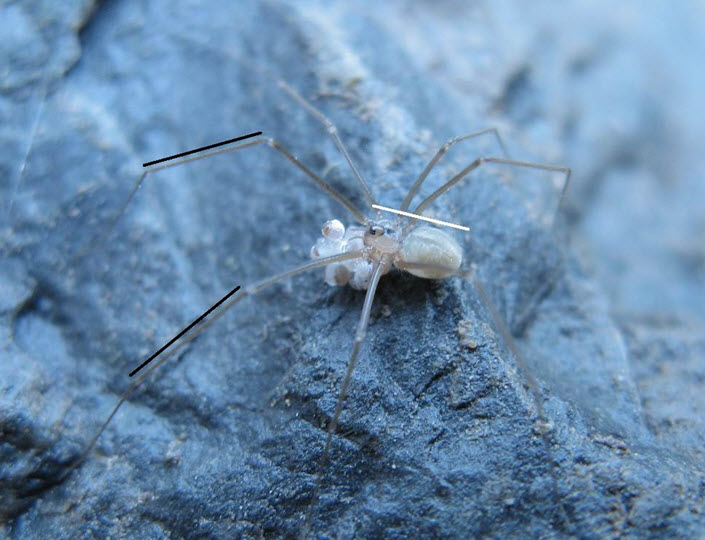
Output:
70,80,571,534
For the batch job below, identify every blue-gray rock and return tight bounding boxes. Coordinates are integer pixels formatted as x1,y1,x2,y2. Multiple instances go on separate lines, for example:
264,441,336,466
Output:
2,1,704,538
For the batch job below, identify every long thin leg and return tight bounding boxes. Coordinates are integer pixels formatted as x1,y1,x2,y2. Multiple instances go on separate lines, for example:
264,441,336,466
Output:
301,256,389,537
400,128,509,212
101,139,270,248
278,81,377,209
266,138,368,224
393,261,544,407
7,80,49,219
78,136,368,260
413,157,572,228
394,260,571,527
460,267,571,527
61,250,366,481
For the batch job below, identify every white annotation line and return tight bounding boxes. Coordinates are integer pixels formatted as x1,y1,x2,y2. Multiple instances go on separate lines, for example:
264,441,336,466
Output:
372,204,470,232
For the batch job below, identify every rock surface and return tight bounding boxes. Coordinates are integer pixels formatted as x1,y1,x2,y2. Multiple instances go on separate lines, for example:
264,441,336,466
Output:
2,1,704,538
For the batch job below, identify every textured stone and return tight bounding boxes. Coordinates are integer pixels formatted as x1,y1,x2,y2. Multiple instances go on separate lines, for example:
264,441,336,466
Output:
2,1,704,538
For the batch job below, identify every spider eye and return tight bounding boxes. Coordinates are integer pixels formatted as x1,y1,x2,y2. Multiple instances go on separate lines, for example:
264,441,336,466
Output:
369,225,384,237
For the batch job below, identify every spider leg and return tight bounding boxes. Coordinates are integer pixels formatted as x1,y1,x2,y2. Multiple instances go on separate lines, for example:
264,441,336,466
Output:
301,257,388,537
413,157,571,229
395,260,572,528
78,136,367,260
8,80,49,220
61,250,366,482
394,261,547,423
266,138,368,224
278,80,377,209
400,128,509,212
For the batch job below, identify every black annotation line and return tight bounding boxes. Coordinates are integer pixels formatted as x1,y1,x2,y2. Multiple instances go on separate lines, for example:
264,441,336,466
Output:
129,285,242,377
143,131,263,167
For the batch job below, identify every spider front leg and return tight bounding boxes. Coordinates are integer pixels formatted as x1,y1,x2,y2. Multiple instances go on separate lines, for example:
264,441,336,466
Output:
63,251,365,482
78,134,368,259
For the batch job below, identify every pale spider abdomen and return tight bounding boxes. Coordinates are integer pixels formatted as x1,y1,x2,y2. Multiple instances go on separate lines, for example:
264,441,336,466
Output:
311,219,375,290
398,225,463,279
